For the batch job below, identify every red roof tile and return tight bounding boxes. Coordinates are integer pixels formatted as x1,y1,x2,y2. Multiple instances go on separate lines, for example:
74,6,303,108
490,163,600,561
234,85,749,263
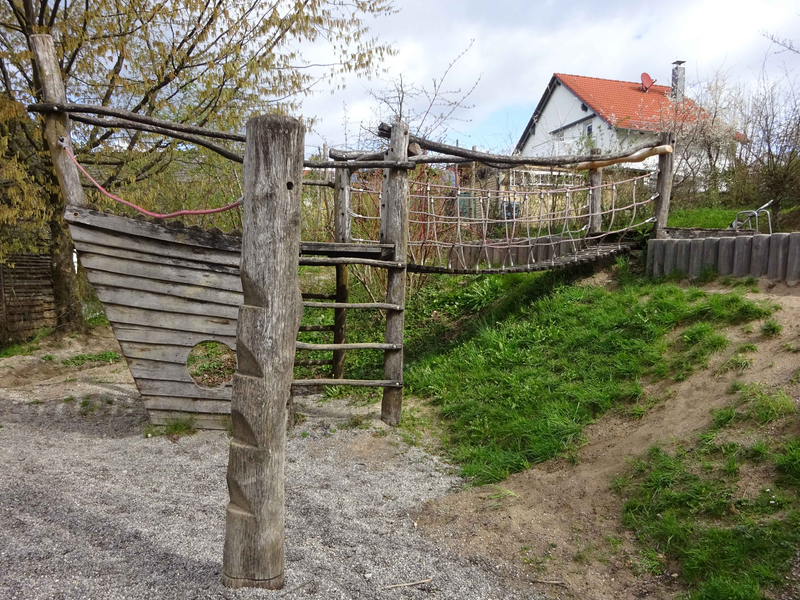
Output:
554,73,698,132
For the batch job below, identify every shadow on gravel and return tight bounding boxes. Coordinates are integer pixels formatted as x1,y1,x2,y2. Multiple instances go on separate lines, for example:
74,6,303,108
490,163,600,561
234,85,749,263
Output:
0,482,225,598
0,397,149,439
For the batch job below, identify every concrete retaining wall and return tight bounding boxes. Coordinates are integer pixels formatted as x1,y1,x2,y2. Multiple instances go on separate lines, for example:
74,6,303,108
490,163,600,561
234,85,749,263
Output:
647,232,800,286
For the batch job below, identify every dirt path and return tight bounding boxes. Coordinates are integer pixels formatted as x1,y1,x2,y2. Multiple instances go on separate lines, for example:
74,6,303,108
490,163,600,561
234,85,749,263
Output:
0,332,540,600
416,282,800,600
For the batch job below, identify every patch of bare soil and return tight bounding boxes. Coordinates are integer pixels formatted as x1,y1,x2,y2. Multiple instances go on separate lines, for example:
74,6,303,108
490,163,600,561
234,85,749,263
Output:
416,283,800,600
0,326,133,400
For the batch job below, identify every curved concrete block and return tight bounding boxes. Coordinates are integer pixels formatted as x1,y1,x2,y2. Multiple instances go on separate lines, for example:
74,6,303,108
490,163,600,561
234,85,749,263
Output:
733,236,752,278
767,232,789,281
702,238,719,276
787,232,800,287
676,239,692,277
750,234,770,278
718,237,735,276
663,239,678,277
689,239,705,280
652,239,666,278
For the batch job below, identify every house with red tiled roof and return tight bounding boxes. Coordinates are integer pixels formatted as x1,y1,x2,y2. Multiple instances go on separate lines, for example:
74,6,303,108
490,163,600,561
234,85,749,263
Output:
514,62,697,159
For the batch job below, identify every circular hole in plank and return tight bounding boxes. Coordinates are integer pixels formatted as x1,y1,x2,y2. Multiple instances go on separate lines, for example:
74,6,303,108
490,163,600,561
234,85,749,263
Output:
187,341,236,388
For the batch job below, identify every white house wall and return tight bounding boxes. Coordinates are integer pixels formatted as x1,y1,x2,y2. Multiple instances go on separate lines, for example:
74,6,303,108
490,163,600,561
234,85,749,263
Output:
519,80,660,166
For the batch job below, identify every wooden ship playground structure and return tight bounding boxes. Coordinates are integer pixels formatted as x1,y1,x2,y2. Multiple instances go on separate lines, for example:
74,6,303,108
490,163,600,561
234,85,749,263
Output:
26,33,689,590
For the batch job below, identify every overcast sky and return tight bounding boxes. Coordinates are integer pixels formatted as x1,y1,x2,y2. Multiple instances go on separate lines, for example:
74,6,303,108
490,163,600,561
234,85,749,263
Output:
297,0,800,156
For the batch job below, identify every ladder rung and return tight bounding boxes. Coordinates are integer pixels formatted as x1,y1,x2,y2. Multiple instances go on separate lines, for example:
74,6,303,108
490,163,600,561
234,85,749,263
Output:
301,293,337,300
292,379,402,388
303,301,403,311
294,359,334,366
296,342,401,351
299,257,405,269
298,324,336,332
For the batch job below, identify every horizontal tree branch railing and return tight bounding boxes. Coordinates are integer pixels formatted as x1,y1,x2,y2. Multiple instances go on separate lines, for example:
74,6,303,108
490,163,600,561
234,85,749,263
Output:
68,113,245,163
298,325,336,332
28,102,246,141
302,301,403,310
296,341,401,351
375,122,672,168
298,257,405,268
291,379,402,388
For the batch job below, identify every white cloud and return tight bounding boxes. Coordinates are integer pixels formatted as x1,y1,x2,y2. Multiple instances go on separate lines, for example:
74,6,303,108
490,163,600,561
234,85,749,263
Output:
296,0,800,154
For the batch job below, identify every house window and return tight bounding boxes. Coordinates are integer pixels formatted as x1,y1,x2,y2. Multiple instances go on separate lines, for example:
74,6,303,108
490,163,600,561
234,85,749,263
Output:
586,124,593,137
581,103,588,112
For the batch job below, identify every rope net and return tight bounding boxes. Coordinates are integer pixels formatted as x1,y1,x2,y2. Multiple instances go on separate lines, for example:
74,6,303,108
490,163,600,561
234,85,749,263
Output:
302,165,657,274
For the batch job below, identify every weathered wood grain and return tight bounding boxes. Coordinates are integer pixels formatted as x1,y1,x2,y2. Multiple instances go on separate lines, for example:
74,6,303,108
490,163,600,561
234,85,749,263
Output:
113,324,237,348
94,285,239,320
73,240,240,275
104,305,237,337
142,396,233,414
137,379,232,400
223,114,304,590
88,270,243,307
380,122,409,426
148,410,230,429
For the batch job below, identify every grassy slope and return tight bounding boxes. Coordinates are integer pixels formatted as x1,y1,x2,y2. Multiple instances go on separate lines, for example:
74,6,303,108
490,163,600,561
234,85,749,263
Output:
617,381,800,600
404,261,773,483
667,208,740,229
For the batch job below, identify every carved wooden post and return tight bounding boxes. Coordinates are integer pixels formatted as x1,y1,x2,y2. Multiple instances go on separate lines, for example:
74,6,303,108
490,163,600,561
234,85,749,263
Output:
29,35,86,208
380,122,409,425
332,167,352,378
652,131,675,239
222,114,304,590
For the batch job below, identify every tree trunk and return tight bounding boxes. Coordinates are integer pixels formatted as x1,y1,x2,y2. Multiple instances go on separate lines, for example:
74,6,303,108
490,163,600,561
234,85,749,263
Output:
47,184,85,330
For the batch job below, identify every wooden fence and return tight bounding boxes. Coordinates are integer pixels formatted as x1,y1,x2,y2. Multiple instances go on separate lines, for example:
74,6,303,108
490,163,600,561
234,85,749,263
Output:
0,254,56,343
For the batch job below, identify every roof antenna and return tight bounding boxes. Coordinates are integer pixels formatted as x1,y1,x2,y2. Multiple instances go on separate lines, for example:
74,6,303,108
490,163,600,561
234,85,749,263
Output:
641,72,656,92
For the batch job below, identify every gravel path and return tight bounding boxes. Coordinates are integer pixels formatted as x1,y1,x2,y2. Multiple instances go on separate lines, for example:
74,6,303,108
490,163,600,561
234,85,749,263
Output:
0,392,539,600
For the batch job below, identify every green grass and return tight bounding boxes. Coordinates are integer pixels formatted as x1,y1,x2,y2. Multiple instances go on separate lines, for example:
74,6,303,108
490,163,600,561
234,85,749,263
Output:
403,263,773,483
62,351,120,367
143,416,197,437
666,208,741,229
775,438,800,487
187,341,236,387
0,327,54,358
620,445,800,599
760,319,783,337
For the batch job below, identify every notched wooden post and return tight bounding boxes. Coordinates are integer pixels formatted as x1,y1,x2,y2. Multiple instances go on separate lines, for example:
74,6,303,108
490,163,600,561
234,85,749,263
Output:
380,122,410,426
29,34,86,208
222,114,304,590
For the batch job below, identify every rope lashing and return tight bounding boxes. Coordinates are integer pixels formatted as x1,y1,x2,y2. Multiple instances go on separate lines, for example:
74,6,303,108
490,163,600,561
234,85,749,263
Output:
58,137,243,219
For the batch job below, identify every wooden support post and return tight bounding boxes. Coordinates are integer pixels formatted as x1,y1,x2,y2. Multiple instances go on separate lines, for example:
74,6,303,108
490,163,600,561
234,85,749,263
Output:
380,122,410,426
222,114,304,590
652,131,675,239
29,35,86,209
332,167,352,378
588,162,603,236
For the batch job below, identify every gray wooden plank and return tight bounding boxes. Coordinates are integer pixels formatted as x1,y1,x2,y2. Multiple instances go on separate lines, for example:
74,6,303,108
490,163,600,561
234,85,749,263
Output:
147,410,230,429
141,396,232,414
113,324,237,348
120,342,193,364
80,253,242,292
74,240,240,275
88,270,243,307
94,285,239,320
128,358,198,382
104,305,237,337
65,205,242,252
69,222,240,267
137,378,232,399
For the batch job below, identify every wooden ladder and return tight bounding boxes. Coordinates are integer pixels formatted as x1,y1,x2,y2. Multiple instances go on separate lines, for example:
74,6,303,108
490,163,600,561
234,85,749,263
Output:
291,122,410,425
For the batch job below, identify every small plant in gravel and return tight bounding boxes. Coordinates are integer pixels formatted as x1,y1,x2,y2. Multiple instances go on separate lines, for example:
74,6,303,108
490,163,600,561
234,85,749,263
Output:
62,396,74,403
41,354,55,361
29,400,42,405
341,414,369,430
736,343,757,353
79,399,97,416
716,353,752,375
760,320,783,337
142,417,197,438
742,324,754,334
62,351,120,367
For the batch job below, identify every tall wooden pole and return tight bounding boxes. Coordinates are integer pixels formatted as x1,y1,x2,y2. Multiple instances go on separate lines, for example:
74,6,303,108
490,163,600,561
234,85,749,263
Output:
588,167,603,236
653,131,675,239
29,35,86,209
222,114,304,590
380,122,409,425
332,167,352,378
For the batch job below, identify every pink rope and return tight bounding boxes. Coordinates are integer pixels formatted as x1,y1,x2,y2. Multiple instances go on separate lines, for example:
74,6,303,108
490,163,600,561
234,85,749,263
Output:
60,140,242,219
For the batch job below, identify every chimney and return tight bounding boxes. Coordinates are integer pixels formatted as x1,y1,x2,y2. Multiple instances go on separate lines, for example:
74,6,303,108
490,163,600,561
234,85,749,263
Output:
671,61,686,103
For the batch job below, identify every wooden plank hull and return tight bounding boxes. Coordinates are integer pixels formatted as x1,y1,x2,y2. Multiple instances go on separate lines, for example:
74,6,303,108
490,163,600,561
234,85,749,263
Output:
65,205,242,427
